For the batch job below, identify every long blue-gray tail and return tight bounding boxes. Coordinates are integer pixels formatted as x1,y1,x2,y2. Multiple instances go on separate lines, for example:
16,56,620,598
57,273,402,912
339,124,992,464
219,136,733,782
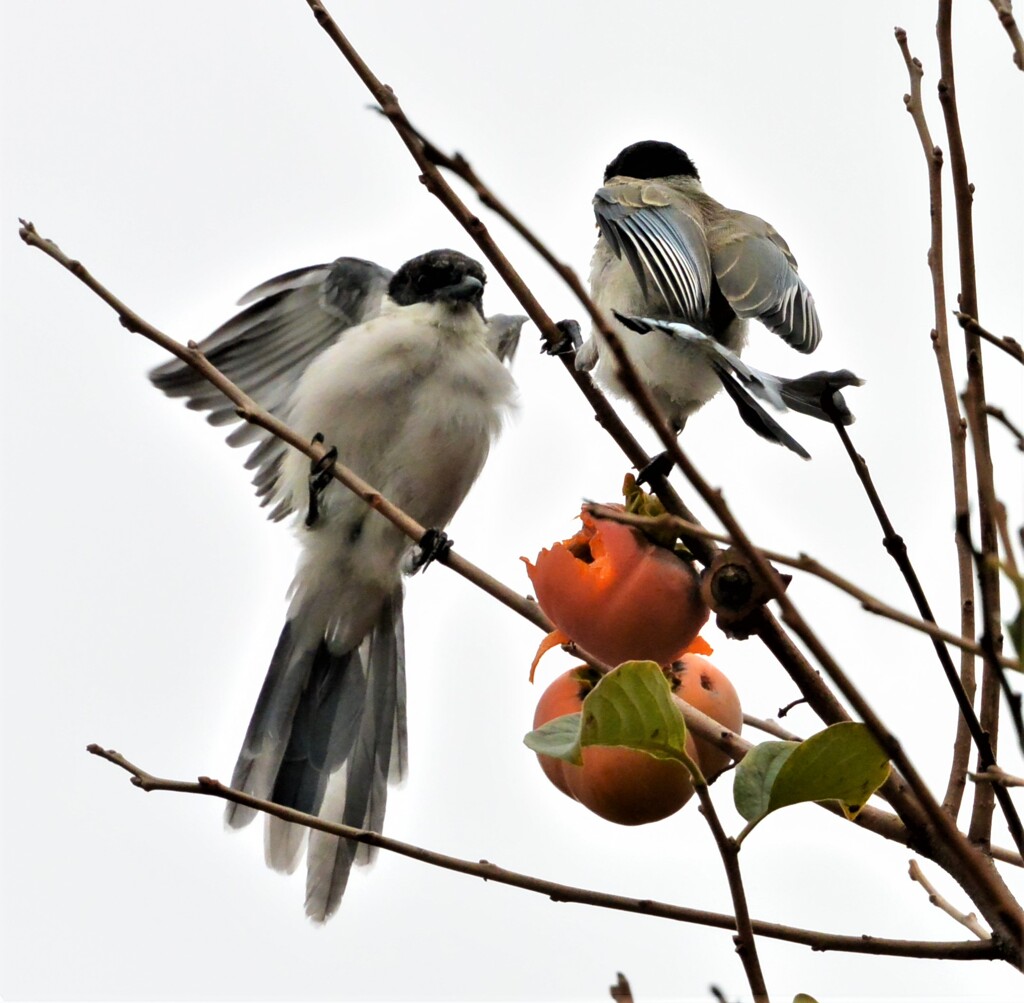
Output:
225,589,406,921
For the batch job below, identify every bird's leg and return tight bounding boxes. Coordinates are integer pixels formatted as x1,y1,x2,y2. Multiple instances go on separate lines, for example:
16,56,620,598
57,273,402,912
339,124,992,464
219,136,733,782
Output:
544,319,582,356
410,528,453,573
305,432,339,528
635,420,684,486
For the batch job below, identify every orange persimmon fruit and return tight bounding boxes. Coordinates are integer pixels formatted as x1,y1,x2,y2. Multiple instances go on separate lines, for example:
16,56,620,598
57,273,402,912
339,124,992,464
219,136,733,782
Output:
524,509,709,670
532,666,697,825
669,654,743,780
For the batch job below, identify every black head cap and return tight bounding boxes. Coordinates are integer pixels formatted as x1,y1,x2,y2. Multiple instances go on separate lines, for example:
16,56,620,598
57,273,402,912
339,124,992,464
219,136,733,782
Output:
388,249,486,313
603,141,699,183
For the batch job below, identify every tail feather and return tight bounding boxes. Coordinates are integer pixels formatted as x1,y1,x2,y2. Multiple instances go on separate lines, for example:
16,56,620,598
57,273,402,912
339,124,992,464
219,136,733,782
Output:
305,589,406,921
225,621,311,830
774,369,864,425
224,588,407,917
711,361,811,459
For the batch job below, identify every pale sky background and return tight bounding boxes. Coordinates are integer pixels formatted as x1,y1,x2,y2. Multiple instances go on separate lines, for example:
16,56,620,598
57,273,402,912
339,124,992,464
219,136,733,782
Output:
2,2,1023,1001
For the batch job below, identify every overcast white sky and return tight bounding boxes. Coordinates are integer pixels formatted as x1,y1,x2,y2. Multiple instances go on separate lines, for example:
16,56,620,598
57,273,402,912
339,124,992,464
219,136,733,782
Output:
2,2,1023,1001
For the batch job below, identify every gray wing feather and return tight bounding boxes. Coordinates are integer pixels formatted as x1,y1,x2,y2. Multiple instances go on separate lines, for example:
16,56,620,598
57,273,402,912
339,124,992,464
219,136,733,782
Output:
483,314,526,364
149,257,393,519
708,221,822,353
594,188,711,322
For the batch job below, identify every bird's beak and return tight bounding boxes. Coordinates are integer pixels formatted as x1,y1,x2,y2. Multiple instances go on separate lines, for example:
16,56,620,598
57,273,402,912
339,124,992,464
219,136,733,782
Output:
438,274,484,304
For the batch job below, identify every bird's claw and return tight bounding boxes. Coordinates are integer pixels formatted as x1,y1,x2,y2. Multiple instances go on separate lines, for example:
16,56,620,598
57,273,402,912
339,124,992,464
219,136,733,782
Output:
411,528,453,572
635,450,675,487
544,319,582,356
305,433,339,527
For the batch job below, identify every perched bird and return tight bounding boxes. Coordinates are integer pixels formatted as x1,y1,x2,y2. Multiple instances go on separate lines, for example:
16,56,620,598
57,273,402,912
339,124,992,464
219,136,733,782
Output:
150,249,520,920
577,139,860,458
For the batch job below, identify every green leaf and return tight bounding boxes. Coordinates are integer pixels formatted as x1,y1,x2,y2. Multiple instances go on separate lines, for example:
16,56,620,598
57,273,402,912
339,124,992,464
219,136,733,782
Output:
523,712,583,765
733,740,799,822
734,723,890,840
769,722,890,819
579,660,689,762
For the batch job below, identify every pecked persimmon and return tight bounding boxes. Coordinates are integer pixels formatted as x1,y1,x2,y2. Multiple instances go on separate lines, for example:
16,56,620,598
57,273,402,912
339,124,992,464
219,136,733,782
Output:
670,654,743,780
532,666,697,825
524,509,709,669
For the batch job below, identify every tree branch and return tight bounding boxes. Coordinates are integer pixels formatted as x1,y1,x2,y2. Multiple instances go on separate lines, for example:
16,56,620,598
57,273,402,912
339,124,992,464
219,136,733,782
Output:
824,407,1024,853
909,859,992,940
937,0,1006,851
688,759,770,1002
584,504,1019,673
895,26,978,822
85,743,1005,962
986,0,1024,70
956,312,1024,366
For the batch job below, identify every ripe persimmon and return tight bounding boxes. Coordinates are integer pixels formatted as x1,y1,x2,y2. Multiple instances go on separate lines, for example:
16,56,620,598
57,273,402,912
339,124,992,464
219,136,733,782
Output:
524,510,709,670
532,666,697,825
670,654,743,780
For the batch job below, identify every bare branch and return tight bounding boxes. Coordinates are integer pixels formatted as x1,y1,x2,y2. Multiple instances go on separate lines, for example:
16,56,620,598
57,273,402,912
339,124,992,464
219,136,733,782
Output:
984,406,1024,451
693,776,769,1001
609,973,634,1003
584,504,1019,673
824,406,1024,854
971,767,1024,789
986,0,1024,70
956,312,1024,366
895,26,978,822
85,743,1004,962
742,715,802,742
909,859,992,940
937,0,1007,851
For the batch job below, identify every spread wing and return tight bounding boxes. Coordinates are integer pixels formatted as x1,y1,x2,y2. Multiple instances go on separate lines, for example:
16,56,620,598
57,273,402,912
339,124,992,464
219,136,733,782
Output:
149,257,393,520
594,180,712,323
707,212,821,353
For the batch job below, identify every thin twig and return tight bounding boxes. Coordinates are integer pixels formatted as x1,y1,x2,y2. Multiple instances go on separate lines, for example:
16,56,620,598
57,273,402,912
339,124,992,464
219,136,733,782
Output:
909,859,992,940
955,312,1024,366
824,409,1024,853
609,973,634,1003
86,743,1003,961
742,715,802,743
984,406,1024,451
995,501,1022,580
895,26,978,822
937,0,1006,852
687,757,769,1002
585,504,1019,672
971,768,1024,789
986,0,1024,70
956,513,1024,753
